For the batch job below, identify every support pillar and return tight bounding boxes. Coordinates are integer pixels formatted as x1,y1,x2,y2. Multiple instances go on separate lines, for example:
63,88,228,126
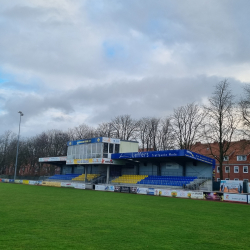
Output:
106,165,110,184
85,166,88,182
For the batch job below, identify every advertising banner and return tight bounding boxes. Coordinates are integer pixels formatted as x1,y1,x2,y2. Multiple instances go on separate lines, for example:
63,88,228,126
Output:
224,193,247,203
74,183,85,189
39,156,66,162
1,179,5,182
161,189,172,197
136,187,148,195
9,179,14,183
130,187,137,194
67,137,120,146
220,180,243,193
248,195,250,204
23,180,29,185
14,180,23,184
95,185,106,191
191,192,204,199
37,181,42,185
114,186,121,192
147,188,155,195
29,181,38,185
72,158,126,165
248,183,250,193
61,182,74,188
104,185,114,192
154,189,170,196
4,179,9,183
120,186,130,193
177,190,191,199
42,181,61,187
203,192,223,201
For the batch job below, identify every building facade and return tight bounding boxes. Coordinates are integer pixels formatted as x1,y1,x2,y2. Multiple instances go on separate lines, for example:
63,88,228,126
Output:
192,140,250,181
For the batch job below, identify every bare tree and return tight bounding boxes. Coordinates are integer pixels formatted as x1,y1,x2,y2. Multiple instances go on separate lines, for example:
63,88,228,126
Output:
68,123,97,141
172,103,205,150
239,84,250,138
96,122,114,137
0,131,16,174
137,117,161,151
157,117,175,150
110,115,139,140
203,79,238,180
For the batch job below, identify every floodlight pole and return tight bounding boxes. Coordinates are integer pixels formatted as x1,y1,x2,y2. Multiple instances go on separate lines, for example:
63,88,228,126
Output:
14,111,24,181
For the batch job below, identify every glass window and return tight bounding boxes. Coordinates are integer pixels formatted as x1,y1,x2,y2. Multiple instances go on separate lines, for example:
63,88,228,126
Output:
83,144,87,159
225,166,230,173
237,155,247,161
115,144,120,153
92,143,97,153
243,179,249,182
103,143,108,153
234,166,239,173
234,178,239,181
225,178,229,180
71,146,76,156
67,146,72,156
217,166,220,173
103,153,108,158
109,143,114,153
243,166,248,173
223,156,229,161
75,145,79,154
79,145,84,159
217,178,220,181
87,144,91,158
96,143,102,158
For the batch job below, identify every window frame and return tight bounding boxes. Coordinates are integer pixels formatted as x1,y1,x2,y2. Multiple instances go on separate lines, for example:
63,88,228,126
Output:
243,166,248,173
223,156,229,161
234,166,239,173
225,166,230,173
237,155,247,161
217,166,220,173
234,178,239,181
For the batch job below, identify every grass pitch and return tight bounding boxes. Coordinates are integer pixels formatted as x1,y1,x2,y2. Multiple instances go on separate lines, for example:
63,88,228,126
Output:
0,183,249,250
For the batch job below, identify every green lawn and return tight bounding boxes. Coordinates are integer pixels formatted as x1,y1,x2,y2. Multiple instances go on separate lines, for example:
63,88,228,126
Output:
0,183,249,250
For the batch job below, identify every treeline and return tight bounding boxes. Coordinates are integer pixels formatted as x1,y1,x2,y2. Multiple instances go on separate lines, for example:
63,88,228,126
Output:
1,79,250,178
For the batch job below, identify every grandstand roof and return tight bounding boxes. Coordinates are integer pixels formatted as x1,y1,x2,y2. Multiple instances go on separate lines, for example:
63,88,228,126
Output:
111,150,215,166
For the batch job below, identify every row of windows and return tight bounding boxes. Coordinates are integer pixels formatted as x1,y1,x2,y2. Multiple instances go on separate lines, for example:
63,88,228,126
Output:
67,143,120,159
223,155,247,161
217,166,248,173
217,178,249,181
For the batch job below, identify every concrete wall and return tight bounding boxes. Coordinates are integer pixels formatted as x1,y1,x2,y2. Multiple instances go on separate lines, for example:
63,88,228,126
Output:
186,162,212,178
138,162,158,175
121,167,136,175
62,166,73,174
161,162,183,176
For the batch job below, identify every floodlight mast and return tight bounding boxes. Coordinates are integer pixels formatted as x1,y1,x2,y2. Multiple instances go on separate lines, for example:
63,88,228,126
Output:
14,111,24,181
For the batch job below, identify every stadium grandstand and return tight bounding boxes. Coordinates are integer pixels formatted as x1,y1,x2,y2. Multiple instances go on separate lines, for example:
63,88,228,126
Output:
39,137,215,190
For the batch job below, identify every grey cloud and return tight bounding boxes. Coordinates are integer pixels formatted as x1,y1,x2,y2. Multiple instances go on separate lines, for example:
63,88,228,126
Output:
0,0,249,137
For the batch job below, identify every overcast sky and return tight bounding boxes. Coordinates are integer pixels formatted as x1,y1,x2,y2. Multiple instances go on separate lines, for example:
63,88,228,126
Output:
1,0,250,137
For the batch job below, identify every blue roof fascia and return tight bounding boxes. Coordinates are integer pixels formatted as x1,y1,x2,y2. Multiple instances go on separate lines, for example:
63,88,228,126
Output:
111,149,215,165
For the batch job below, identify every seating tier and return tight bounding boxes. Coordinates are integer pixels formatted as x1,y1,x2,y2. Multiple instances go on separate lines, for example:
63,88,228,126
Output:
111,175,148,184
